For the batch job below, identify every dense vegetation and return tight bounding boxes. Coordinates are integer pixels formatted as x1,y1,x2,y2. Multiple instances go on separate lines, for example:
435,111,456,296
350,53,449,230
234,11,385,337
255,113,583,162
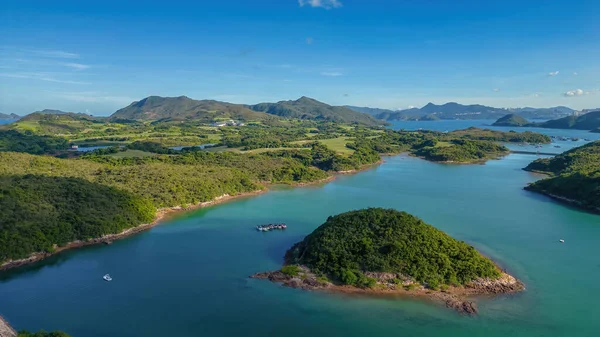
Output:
492,114,531,126
0,174,155,262
111,95,278,123
412,139,509,163
249,96,384,127
445,127,551,143
285,208,500,289
524,141,600,212
0,130,69,154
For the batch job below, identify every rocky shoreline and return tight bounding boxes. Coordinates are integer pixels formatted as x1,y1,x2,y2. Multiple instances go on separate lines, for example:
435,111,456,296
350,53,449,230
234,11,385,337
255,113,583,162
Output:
0,315,17,337
250,266,525,315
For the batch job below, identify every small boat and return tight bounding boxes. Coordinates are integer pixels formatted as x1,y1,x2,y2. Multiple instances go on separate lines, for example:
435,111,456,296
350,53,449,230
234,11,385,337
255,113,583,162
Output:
103,274,112,281
559,239,565,243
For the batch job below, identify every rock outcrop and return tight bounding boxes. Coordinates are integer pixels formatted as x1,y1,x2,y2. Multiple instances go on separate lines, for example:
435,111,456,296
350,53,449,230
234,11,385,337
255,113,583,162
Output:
0,315,17,337
251,266,524,316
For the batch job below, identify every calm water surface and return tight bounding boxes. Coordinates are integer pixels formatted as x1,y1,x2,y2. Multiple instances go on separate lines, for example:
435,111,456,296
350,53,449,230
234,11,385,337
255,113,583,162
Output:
1,126,599,337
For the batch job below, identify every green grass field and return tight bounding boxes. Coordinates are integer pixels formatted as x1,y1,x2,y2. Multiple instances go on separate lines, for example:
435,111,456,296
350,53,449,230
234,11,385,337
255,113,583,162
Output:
317,137,354,155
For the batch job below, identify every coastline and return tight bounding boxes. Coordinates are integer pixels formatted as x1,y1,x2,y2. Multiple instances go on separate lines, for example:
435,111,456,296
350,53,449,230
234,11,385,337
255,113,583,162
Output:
250,266,525,315
0,190,266,271
523,187,600,214
0,315,17,337
0,160,388,272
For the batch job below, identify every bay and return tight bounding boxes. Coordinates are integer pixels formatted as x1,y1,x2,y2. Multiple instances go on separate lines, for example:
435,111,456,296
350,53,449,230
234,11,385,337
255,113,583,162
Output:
1,126,600,337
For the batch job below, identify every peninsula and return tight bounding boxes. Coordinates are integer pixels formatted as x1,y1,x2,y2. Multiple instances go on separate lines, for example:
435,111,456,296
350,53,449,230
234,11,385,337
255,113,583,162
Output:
251,208,524,315
524,141,600,213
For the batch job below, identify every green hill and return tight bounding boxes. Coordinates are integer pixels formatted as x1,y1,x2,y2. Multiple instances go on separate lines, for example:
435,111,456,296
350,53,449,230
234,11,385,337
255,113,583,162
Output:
492,114,530,126
110,96,277,123
285,208,501,288
536,110,600,130
9,112,105,135
249,97,385,126
524,141,600,213
0,174,155,262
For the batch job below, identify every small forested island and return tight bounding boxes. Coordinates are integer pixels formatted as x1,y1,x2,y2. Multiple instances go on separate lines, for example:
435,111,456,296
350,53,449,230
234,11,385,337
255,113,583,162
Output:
251,208,524,314
492,110,600,132
412,139,509,163
524,141,600,213
492,114,531,127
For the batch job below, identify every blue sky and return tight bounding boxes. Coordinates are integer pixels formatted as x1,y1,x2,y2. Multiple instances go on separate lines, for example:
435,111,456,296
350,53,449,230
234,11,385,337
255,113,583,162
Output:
1,0,599,115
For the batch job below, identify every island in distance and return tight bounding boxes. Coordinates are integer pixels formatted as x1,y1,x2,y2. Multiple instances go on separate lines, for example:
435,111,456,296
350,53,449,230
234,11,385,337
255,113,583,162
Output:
492,110,600,132
251,208,524,315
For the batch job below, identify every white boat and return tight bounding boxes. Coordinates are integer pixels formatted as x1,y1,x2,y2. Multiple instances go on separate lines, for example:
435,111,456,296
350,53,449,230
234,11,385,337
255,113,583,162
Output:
559,239,565,243
103,274,112,281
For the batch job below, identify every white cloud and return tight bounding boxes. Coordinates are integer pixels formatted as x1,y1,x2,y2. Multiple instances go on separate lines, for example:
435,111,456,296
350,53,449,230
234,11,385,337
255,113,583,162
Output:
573,72,578,76
564,89,588,97
62,63,90,70
493,88,500,92
320,71,343,77
407,105,416,109
306,37,314,45
29,49,80,59
548,71,559,76
298,0,342,9
0,72,90,84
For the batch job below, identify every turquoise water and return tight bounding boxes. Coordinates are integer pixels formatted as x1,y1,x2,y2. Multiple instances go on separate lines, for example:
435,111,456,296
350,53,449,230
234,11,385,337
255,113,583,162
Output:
1,129,600,337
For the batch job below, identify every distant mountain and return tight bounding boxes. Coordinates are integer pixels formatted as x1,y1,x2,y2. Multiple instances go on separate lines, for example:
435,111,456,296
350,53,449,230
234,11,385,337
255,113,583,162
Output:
508,106,574,119
19,111,98,122
249,97,385,126
10,111,105,134
344,106,396,116
111,96,276,123
348,102,575,121
30,109,74,115
492,114,531,127
0,113,20,119
536,110,600,131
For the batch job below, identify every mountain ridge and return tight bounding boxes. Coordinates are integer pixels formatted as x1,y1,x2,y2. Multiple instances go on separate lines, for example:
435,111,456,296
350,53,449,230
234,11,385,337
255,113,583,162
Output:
347,102,575,121
249,97,385,126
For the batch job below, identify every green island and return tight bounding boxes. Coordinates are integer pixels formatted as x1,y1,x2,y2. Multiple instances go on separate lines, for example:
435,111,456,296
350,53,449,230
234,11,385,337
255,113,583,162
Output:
492,114,531,127
0,96,553,269
524,141,600,213
492,110,600,131
251,208,524,315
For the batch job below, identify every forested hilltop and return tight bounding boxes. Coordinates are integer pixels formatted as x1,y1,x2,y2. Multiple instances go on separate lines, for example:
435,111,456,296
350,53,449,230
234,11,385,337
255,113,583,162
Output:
252,208,524,314
524,141,600,213
0,112,553,268
285,208,501,288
